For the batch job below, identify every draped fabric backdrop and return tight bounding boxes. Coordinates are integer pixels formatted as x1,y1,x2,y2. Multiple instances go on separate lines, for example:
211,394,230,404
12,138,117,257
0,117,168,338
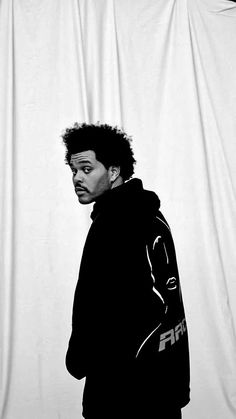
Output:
1,0,236,418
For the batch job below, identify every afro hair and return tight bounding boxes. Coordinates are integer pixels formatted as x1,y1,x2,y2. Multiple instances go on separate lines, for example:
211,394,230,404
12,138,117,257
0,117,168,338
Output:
62,122,136,181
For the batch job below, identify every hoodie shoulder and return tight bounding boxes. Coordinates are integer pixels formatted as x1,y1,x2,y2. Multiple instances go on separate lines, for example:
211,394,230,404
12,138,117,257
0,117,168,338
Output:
142,189,160,214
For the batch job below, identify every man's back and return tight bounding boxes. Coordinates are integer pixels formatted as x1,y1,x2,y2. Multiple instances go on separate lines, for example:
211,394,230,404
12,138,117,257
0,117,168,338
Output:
66,178,190,418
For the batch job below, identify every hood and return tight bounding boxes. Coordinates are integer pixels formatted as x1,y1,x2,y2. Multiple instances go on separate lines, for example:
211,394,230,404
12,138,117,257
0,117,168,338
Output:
91,178,160,221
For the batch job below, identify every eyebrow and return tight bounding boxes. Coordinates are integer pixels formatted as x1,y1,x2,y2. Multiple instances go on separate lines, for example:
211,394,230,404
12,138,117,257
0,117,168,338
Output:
70,159,93,166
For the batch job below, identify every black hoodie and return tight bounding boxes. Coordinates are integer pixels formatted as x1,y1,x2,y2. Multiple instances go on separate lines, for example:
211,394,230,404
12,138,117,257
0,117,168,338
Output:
66,178,190,417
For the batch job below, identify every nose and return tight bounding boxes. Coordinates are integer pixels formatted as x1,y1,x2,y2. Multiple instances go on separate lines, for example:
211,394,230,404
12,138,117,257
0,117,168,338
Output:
73,170,84,184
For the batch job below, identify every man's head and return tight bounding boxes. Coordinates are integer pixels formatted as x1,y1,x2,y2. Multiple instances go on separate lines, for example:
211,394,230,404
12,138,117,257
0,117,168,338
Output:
62,122,136,204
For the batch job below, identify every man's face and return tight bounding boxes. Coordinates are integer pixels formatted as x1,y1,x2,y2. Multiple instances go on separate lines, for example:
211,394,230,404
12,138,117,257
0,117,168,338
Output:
70,150,112,204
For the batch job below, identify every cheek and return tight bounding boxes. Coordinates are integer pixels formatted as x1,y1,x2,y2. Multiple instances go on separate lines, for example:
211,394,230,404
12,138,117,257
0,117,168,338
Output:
93,172,110,194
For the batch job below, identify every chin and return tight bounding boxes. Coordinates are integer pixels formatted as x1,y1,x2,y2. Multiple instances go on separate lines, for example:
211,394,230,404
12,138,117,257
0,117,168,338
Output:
78,196,94,205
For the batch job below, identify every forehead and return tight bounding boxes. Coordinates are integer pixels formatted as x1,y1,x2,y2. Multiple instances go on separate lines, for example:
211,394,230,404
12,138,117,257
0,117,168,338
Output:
70,150,96,166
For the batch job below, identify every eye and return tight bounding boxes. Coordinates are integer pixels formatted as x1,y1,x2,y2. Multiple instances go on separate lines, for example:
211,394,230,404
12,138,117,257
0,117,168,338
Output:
71,169,77,176
83,167,92,174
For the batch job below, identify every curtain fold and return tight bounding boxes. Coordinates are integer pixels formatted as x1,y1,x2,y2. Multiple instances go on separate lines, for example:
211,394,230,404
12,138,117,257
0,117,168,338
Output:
0,1,16,417
1,0,236,418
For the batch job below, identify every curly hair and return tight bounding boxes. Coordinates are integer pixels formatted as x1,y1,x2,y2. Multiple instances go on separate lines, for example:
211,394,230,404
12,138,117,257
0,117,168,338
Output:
61,122,136,181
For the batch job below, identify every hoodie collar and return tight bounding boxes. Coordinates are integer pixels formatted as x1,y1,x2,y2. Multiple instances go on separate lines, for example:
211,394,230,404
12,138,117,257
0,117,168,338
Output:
90,178,160,221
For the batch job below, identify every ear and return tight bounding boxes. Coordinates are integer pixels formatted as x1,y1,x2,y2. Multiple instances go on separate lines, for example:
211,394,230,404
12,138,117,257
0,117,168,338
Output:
108,166,121,183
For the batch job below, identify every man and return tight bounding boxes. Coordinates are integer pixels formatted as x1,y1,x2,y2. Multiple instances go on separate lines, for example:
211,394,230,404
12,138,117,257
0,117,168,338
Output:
63,122,190,419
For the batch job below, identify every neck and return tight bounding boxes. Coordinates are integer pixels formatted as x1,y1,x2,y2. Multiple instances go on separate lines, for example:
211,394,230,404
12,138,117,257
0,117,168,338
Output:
111,176,124,189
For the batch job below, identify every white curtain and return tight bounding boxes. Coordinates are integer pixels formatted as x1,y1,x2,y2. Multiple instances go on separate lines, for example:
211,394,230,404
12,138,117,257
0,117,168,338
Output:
1,0,236,418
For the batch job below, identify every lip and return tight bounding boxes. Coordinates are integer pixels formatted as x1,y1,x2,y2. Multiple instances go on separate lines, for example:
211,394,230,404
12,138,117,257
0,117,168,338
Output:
75,187,88,193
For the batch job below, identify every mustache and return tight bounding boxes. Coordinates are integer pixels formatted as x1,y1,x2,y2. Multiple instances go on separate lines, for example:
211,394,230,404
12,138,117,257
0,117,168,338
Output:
75,185,89,192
